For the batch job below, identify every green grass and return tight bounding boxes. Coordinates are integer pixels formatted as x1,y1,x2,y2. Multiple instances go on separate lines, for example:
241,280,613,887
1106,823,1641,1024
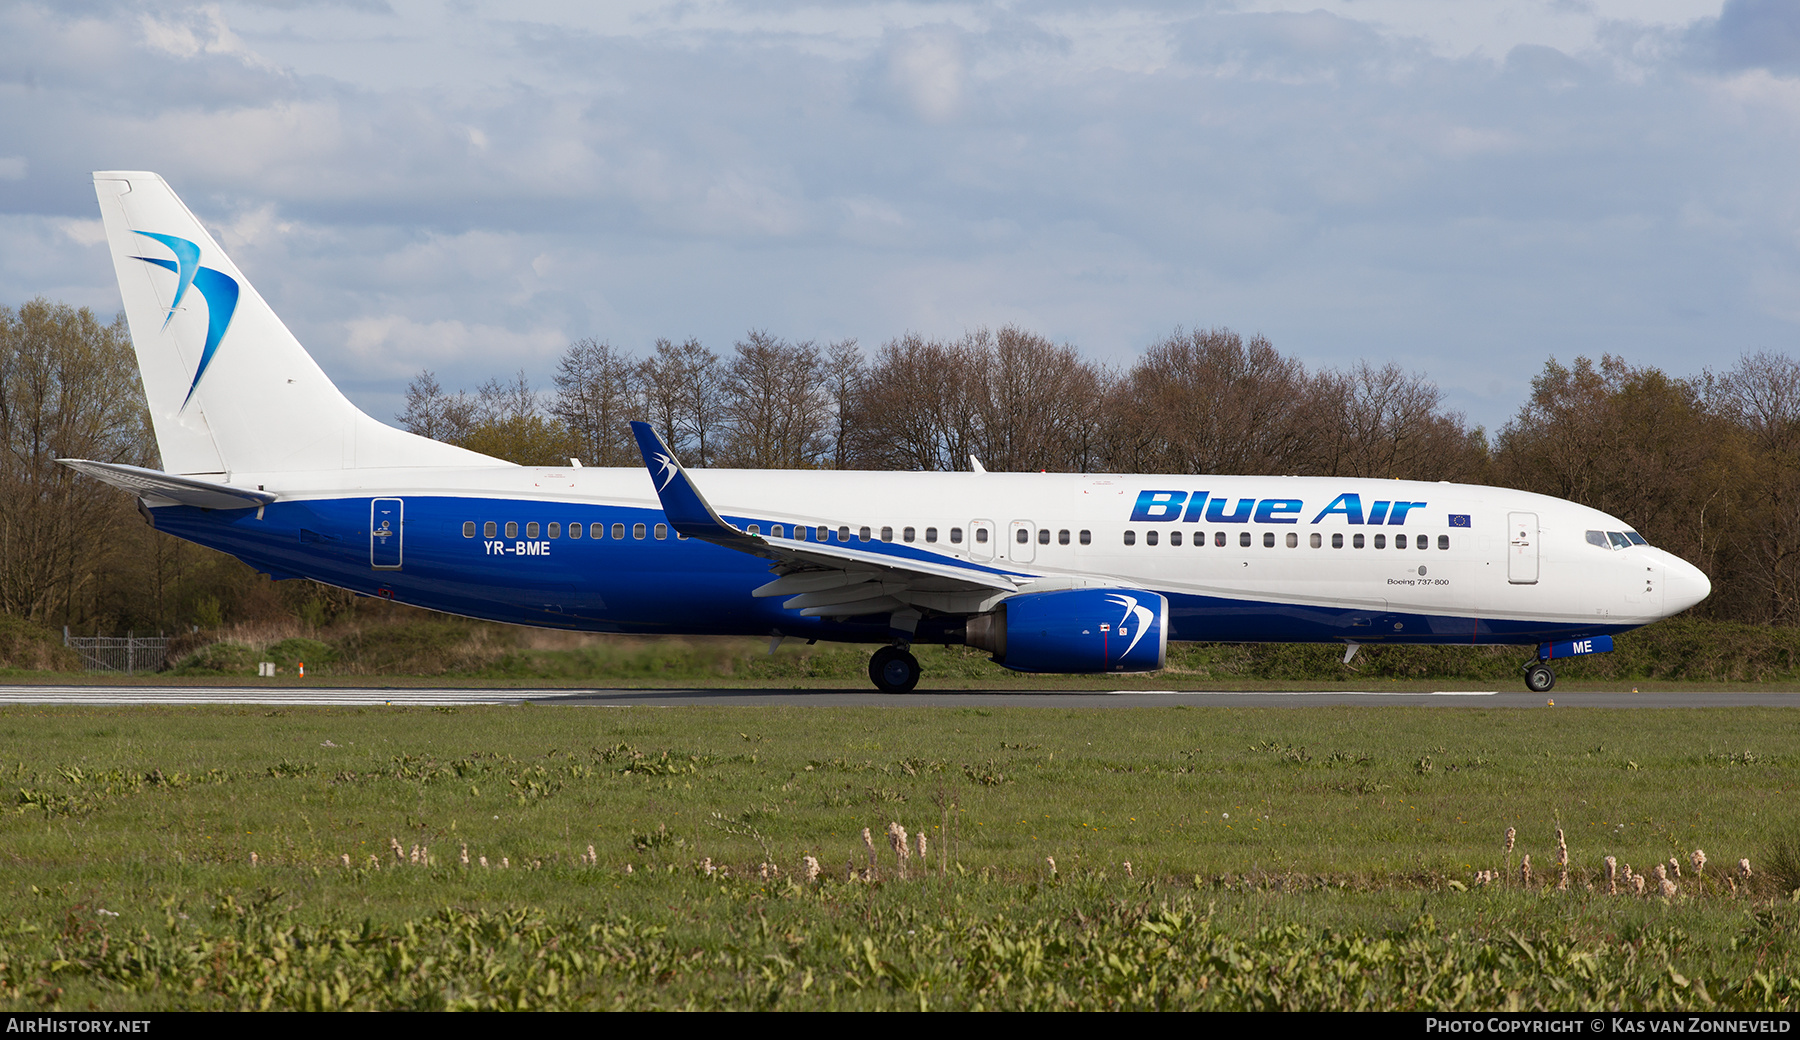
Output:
1,704,1798,1009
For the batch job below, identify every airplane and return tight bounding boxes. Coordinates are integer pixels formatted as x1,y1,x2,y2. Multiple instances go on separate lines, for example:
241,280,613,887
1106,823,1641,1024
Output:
63,171,1712,694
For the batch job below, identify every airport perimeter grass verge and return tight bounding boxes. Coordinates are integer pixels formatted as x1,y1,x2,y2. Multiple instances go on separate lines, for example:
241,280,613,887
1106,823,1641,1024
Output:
0,704,1797,1009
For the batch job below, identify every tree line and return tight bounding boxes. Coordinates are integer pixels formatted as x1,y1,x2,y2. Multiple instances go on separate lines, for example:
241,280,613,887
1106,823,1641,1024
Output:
5,296,1799,634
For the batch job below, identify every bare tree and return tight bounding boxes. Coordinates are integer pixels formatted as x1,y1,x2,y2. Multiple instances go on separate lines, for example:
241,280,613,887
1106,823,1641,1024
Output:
398,369,476,443
719,331,830,468
822,339,865,469
1104,327,1313,475
1309,361,1486,481
968,326,1104,472
847,333,982,471
0,301,149,623
551,338,638,466
1710,352,1800,623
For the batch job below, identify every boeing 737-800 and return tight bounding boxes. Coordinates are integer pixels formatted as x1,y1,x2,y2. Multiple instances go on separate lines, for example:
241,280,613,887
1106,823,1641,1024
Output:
62,172,1712,693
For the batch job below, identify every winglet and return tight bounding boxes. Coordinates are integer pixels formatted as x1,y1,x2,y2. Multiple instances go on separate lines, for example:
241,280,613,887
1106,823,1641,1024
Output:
630,421,768,552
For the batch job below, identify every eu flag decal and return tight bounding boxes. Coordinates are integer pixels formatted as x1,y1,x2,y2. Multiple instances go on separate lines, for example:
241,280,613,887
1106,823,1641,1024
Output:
1449,514,1471,528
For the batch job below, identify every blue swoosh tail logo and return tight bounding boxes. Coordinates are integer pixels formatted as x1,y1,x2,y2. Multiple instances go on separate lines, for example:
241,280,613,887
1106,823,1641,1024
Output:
129,231,239,411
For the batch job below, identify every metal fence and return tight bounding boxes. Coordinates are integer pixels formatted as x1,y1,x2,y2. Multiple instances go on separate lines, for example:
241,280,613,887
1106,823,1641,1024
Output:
63,632,169,675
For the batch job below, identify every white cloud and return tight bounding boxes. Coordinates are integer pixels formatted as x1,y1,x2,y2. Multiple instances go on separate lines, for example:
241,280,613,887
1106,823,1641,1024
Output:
887,29,965,122
138,4,278,71
341,314,568,378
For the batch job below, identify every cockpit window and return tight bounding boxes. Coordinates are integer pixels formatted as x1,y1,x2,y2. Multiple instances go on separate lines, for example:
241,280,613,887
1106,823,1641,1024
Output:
1587,529,1642,551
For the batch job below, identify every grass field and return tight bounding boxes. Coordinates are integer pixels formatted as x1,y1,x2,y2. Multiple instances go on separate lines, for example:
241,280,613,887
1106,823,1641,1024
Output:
1,702,1798,1009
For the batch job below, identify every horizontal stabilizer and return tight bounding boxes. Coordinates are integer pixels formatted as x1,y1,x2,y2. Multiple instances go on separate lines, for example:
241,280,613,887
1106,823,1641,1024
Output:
58,459,276,510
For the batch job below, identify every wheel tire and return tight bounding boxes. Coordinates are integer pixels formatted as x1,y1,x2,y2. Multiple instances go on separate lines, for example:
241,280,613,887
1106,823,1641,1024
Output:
869,646,921,693
1524,663,1556,693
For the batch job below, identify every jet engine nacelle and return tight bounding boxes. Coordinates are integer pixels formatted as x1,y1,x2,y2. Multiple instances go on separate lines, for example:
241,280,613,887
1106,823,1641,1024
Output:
964,588,1169,673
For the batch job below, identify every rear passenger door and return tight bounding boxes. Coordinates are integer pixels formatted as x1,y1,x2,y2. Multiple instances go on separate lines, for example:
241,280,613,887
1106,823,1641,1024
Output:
371,498,403,570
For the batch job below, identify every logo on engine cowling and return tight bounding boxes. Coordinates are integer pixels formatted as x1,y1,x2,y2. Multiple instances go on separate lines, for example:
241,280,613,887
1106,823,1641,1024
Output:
1105,593,1154,657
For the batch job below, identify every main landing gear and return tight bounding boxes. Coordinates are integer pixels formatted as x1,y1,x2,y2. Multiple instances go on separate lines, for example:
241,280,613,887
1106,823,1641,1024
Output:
869,645,921,693
1524,661,1556,694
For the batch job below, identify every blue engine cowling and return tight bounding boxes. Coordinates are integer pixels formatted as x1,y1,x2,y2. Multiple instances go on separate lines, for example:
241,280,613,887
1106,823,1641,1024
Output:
964,588,1169,673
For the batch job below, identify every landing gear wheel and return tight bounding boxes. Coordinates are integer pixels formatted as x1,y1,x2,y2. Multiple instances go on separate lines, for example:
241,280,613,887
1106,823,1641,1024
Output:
1524,663,1556,694
869,646,921,693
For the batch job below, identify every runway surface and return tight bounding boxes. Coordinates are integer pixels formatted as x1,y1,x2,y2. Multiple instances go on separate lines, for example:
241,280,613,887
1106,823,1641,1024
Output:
1,685,1797,708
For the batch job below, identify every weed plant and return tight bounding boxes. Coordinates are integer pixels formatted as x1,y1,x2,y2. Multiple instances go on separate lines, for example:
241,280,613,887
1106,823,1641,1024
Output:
0,705,1798,1009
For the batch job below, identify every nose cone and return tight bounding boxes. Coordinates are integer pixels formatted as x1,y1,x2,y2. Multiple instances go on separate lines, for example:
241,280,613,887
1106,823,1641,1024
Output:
1662,554,1712,616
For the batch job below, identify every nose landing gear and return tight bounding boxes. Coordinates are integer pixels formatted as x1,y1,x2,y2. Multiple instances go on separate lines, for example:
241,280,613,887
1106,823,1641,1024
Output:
869,645,921,693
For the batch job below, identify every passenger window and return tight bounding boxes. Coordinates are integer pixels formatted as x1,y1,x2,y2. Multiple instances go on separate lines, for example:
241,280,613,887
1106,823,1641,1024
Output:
1353,533,1364,549
1418,536,1429,550
882,526,894,542
772,525,785,538
1438,535,1450,550
1239,532,1251,547
612,523,625,540
838,526,850,542
1286,533,1298,548
1124,530,1136,546
484,521,497,538
632,523,645,539
796,526,809,541
463,521,475,538
975,528,987,544
1311,533,1321,548
1171,531,1183,546
952,528,964,543
1332,533,1344,548
747,524,761,535
548,522,560,539
1263,532,1275,548
505,521,518,539
1373,533,1384,549
1038,528,1049,544
1395,534,1406,549
569,522,582,539
904,527,915,542
1215,532,1226,547
926,527,938,543
1079,530,1091,545
655,523,668,540
859,526,872,541
526,522,539,539
1058,529,1070,545
1146,530,1159,546
1015,528,1029,544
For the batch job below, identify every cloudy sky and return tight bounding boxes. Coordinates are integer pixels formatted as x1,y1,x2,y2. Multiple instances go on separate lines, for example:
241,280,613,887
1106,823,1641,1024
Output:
2,0,1797,434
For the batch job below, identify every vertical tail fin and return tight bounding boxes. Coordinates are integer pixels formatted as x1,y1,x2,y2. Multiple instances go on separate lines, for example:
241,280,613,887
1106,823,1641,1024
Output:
93,172,503,476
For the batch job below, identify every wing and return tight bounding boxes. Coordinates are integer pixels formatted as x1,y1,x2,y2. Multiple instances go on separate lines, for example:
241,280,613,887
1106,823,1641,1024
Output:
629,422,1017,620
